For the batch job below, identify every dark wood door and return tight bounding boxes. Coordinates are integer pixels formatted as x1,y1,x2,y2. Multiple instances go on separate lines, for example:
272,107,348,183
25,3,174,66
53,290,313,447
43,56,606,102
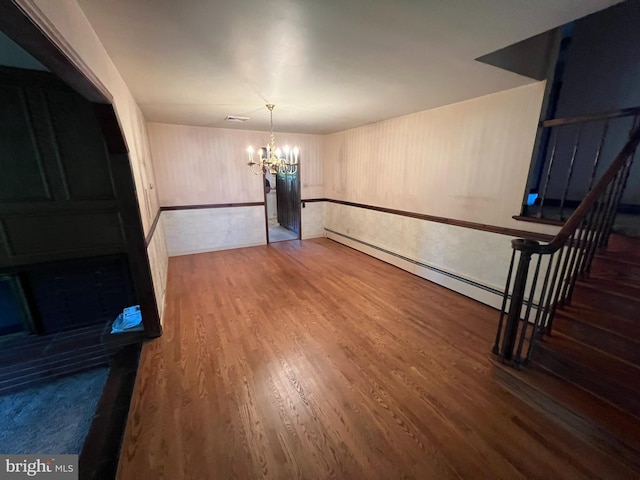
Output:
276,171,301,235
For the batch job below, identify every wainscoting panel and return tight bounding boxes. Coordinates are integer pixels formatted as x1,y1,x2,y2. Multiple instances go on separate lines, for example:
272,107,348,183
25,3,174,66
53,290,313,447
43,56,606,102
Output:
162,206,266,257
301,201,325,239
146,214,168,323
2,211,124,259
324,202,515,308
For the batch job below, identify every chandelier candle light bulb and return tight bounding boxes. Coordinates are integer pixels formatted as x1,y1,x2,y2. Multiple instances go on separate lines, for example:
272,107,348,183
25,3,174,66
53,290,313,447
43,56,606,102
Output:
246,104,299,175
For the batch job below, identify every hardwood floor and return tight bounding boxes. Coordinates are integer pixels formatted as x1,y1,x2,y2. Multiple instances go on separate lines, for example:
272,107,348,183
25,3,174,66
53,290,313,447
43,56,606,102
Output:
117,238,637,479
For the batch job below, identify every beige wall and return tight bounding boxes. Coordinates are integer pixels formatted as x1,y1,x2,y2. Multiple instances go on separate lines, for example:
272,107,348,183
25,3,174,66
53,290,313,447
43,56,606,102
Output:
148,123,324,206
19,0,168,319
325,82,556,233
322,82,563,306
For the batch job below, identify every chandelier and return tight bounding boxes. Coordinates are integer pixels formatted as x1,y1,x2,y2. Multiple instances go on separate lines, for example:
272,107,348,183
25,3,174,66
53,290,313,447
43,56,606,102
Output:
247,104,299,175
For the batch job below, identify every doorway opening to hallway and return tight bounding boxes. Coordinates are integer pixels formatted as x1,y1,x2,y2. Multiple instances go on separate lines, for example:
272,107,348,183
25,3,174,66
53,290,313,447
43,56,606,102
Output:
264,167,301,243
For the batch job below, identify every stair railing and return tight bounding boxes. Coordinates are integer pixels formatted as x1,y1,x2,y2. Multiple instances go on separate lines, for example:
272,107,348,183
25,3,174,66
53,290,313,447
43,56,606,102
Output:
493,122,640,368
526,106,640,220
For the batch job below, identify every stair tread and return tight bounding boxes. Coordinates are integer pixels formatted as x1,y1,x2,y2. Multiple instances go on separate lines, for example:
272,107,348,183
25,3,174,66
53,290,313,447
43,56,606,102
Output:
535,333,640,419
575,277,640,300
0,345,108,382
556,303,640,340
0,361,108,396
538,333,640,384
571,281,640,319
590,256,640,284
0,323,106,354
553,311,640,366
0,355,109,387
605,234,640,258
596,250,640,267
580,275,640,299
494,360,640,461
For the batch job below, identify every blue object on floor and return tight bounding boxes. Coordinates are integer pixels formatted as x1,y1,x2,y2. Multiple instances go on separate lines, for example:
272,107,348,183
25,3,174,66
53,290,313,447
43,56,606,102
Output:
111,305,143,334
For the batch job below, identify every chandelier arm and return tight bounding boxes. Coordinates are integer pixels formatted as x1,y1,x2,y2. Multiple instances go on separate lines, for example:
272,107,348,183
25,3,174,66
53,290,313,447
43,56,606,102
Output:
250,162,263,175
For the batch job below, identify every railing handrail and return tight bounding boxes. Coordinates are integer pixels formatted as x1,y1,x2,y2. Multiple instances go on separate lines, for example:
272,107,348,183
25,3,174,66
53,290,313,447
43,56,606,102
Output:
517,124,640,256
541,105,640,128
496,114,640,367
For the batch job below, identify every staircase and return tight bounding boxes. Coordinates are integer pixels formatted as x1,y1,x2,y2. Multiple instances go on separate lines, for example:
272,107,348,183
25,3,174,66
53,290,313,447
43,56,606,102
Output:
0,323,145,396
496,234,640,471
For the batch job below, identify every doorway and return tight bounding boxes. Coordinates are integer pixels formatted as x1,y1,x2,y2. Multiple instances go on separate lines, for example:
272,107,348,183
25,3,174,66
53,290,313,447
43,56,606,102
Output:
265,167,301,243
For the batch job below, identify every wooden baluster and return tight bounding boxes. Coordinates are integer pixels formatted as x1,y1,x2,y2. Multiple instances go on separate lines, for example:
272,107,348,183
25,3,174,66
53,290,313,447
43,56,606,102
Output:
499,239,538,362
493,249,516,355
514,254,542,368
526,251,555,363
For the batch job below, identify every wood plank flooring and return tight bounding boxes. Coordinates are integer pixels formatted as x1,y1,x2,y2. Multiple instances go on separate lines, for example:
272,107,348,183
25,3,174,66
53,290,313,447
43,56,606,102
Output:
117,238,637,479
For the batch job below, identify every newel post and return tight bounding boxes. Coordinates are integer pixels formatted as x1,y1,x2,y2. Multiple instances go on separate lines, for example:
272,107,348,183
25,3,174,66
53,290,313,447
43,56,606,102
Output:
500,238,540,361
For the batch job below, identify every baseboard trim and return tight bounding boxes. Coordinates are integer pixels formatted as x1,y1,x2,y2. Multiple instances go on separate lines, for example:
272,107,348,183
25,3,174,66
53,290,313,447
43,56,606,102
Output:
301,232,327,240
325,228,504,309
167,241,266,257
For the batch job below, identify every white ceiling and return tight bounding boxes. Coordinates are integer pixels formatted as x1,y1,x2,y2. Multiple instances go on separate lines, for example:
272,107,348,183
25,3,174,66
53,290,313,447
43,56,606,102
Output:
77,0,621,134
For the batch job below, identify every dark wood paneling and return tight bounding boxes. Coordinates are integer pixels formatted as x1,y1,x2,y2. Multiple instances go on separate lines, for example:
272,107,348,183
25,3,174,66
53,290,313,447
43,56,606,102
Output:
0,67,124,267
0,67,161,338
0,85,49,201
1,212,123,257
25,255,135,333
45,90,115,199
0,276,27,335
92,103,129,155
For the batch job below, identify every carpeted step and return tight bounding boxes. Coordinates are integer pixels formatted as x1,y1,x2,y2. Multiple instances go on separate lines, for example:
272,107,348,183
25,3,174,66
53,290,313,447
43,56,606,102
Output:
0,347,109,396
0,344,108,382
0,323,106,367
